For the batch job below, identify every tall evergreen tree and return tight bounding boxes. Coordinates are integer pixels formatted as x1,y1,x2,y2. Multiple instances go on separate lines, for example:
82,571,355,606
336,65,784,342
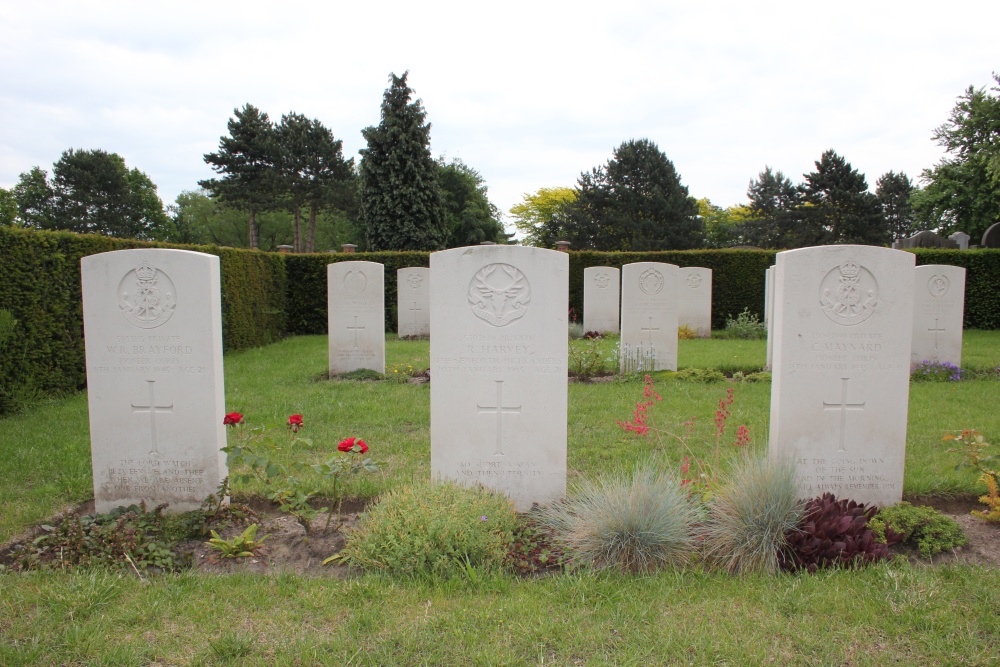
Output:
0,187,18,226
437,158,508,247
200,104,277,249
11,166,54,229
740,166,806,248
562,138,702,250
359,72,447,251
875,171,917,242
802,149,886,246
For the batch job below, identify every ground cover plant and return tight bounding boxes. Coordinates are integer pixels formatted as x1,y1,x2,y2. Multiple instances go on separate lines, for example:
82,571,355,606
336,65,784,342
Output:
1,333,999,664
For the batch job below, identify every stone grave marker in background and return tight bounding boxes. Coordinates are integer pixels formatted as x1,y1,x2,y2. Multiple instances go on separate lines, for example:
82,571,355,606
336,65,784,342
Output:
765,265,775,368
430,246,567,511
620,262,679,371
768,245,915,506
911,264,966,368
895,230,958,249
677,267,712,337
328,261,385,374
81,249,227,513
397,267,430,338
981,222,1000,248
583,266,620,334
949,231,970,250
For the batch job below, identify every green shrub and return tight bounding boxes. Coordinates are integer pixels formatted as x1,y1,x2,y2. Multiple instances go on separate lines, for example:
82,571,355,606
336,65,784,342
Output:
540,465,702,573
714,307,768,340
337,480,517,577
701,455,803,574
869,502,968,558
673,367,726,383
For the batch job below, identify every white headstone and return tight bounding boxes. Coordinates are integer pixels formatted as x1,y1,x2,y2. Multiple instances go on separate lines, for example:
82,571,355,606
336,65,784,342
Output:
430,246,568,511
768,245,915,507
328,261,385,374
620,262,679,371
81,249,227,513
765,266,775,368
911,265,966,368
677,267,712,338
396,267,430,338
583,266,620,334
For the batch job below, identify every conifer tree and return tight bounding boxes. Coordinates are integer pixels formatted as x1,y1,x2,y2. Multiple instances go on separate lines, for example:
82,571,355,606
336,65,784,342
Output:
802,149,886,246
359,72,447,251
876,171,917,243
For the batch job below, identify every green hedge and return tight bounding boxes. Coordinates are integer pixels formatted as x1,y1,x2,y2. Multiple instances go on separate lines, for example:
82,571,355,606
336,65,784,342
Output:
0,227,286,414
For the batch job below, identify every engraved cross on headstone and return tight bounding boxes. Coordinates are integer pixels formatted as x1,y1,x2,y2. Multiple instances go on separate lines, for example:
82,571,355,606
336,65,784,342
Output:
477,380,521,456
346,315,365,348
928,317,946,350
131,379,173,455
640,316,660,344
409,301,422,324
823,377,865,453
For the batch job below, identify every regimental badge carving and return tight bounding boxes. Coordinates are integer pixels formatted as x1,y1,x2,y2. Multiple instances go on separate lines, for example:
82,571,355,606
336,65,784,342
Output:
119,263,176,329
468,263,530,327
685,272,703,289
928,274,950,298
344,270,367,294
406,273,424,289
638,268,664,295
594,272,611,289
819,259,879,326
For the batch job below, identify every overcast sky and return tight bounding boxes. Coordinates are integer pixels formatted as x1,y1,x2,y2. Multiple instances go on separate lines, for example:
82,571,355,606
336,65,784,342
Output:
1,1,997,231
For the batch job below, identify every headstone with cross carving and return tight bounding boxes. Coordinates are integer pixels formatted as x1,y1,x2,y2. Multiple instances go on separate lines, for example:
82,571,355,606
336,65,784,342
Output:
620,262,679,371
911,264,965,367
396,267,430,338
768,245,915,506
429,245,568,511
81,249,227,513
583,266,620,334
677,267,712,338
328,261,385,374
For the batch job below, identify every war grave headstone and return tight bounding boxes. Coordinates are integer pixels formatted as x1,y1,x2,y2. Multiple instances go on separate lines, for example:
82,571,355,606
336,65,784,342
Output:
620,262,679,371
768,245,915,507
896,230,958,249
911,264,966,368
981,221,1000,248
397,267,430,338
677,267,712,338
328,261,385,374
583,266,620,334
765,265,775,368
949,231,970,250
430,246,568,511
81,249,227,513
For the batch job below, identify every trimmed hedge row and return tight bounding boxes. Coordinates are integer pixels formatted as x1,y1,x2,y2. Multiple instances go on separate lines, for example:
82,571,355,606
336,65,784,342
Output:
0,227,286,414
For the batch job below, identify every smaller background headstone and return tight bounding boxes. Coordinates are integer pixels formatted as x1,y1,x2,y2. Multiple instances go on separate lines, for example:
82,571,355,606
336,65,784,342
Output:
898,230,958,249
396,267,430,338
911,264,966,368
328,261,385,374
620,262,679,371
948,231,970,250
583,266,620,334
677,267,712,338
981,222,1000,248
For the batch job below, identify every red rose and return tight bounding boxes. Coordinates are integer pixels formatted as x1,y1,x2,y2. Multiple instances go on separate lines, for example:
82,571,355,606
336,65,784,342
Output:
338,437,368,454
223,412,244,426
287,414,304,432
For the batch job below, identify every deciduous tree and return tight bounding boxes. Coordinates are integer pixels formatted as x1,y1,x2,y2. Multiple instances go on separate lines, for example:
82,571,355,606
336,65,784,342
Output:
437,158,508,247
508,187,576,247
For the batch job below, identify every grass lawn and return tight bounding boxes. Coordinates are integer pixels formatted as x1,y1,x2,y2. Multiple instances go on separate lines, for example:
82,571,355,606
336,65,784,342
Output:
1,333,999,665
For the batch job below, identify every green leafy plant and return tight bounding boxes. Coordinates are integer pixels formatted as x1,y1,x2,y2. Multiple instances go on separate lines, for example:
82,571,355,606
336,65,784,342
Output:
780,493,901,573
569,336,616,381
911,360,963,382
385,362,417,383
731,370,771,383
539,465,702,574
673,367,726,383
505,514,568,576
207,523,269,558
333,479,517,577
714,307,767,340
701,455,803,574
868,502,968,558
943,429,1000,524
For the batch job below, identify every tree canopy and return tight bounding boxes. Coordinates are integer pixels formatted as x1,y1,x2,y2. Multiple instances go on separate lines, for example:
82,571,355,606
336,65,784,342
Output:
0,187,17,227
437,158,508,247
875,170,917,243
914,72,1000,238
10,149,168,238
801,149,887,246
359,72,447,251
561,139,702,250
508,187,577,247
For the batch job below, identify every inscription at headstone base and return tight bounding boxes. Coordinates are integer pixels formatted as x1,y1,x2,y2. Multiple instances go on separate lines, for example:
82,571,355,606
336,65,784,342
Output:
396,267,430,338
620,262,679,371
911,264,965,367
768,245,915,506
328,261,385,374
583,266,620,334
430,246,568,511
81,249,227,513
677,267,712,337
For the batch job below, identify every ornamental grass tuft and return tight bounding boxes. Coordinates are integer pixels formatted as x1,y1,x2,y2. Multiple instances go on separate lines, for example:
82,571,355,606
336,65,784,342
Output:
701,454,803,575
540,465,702,574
